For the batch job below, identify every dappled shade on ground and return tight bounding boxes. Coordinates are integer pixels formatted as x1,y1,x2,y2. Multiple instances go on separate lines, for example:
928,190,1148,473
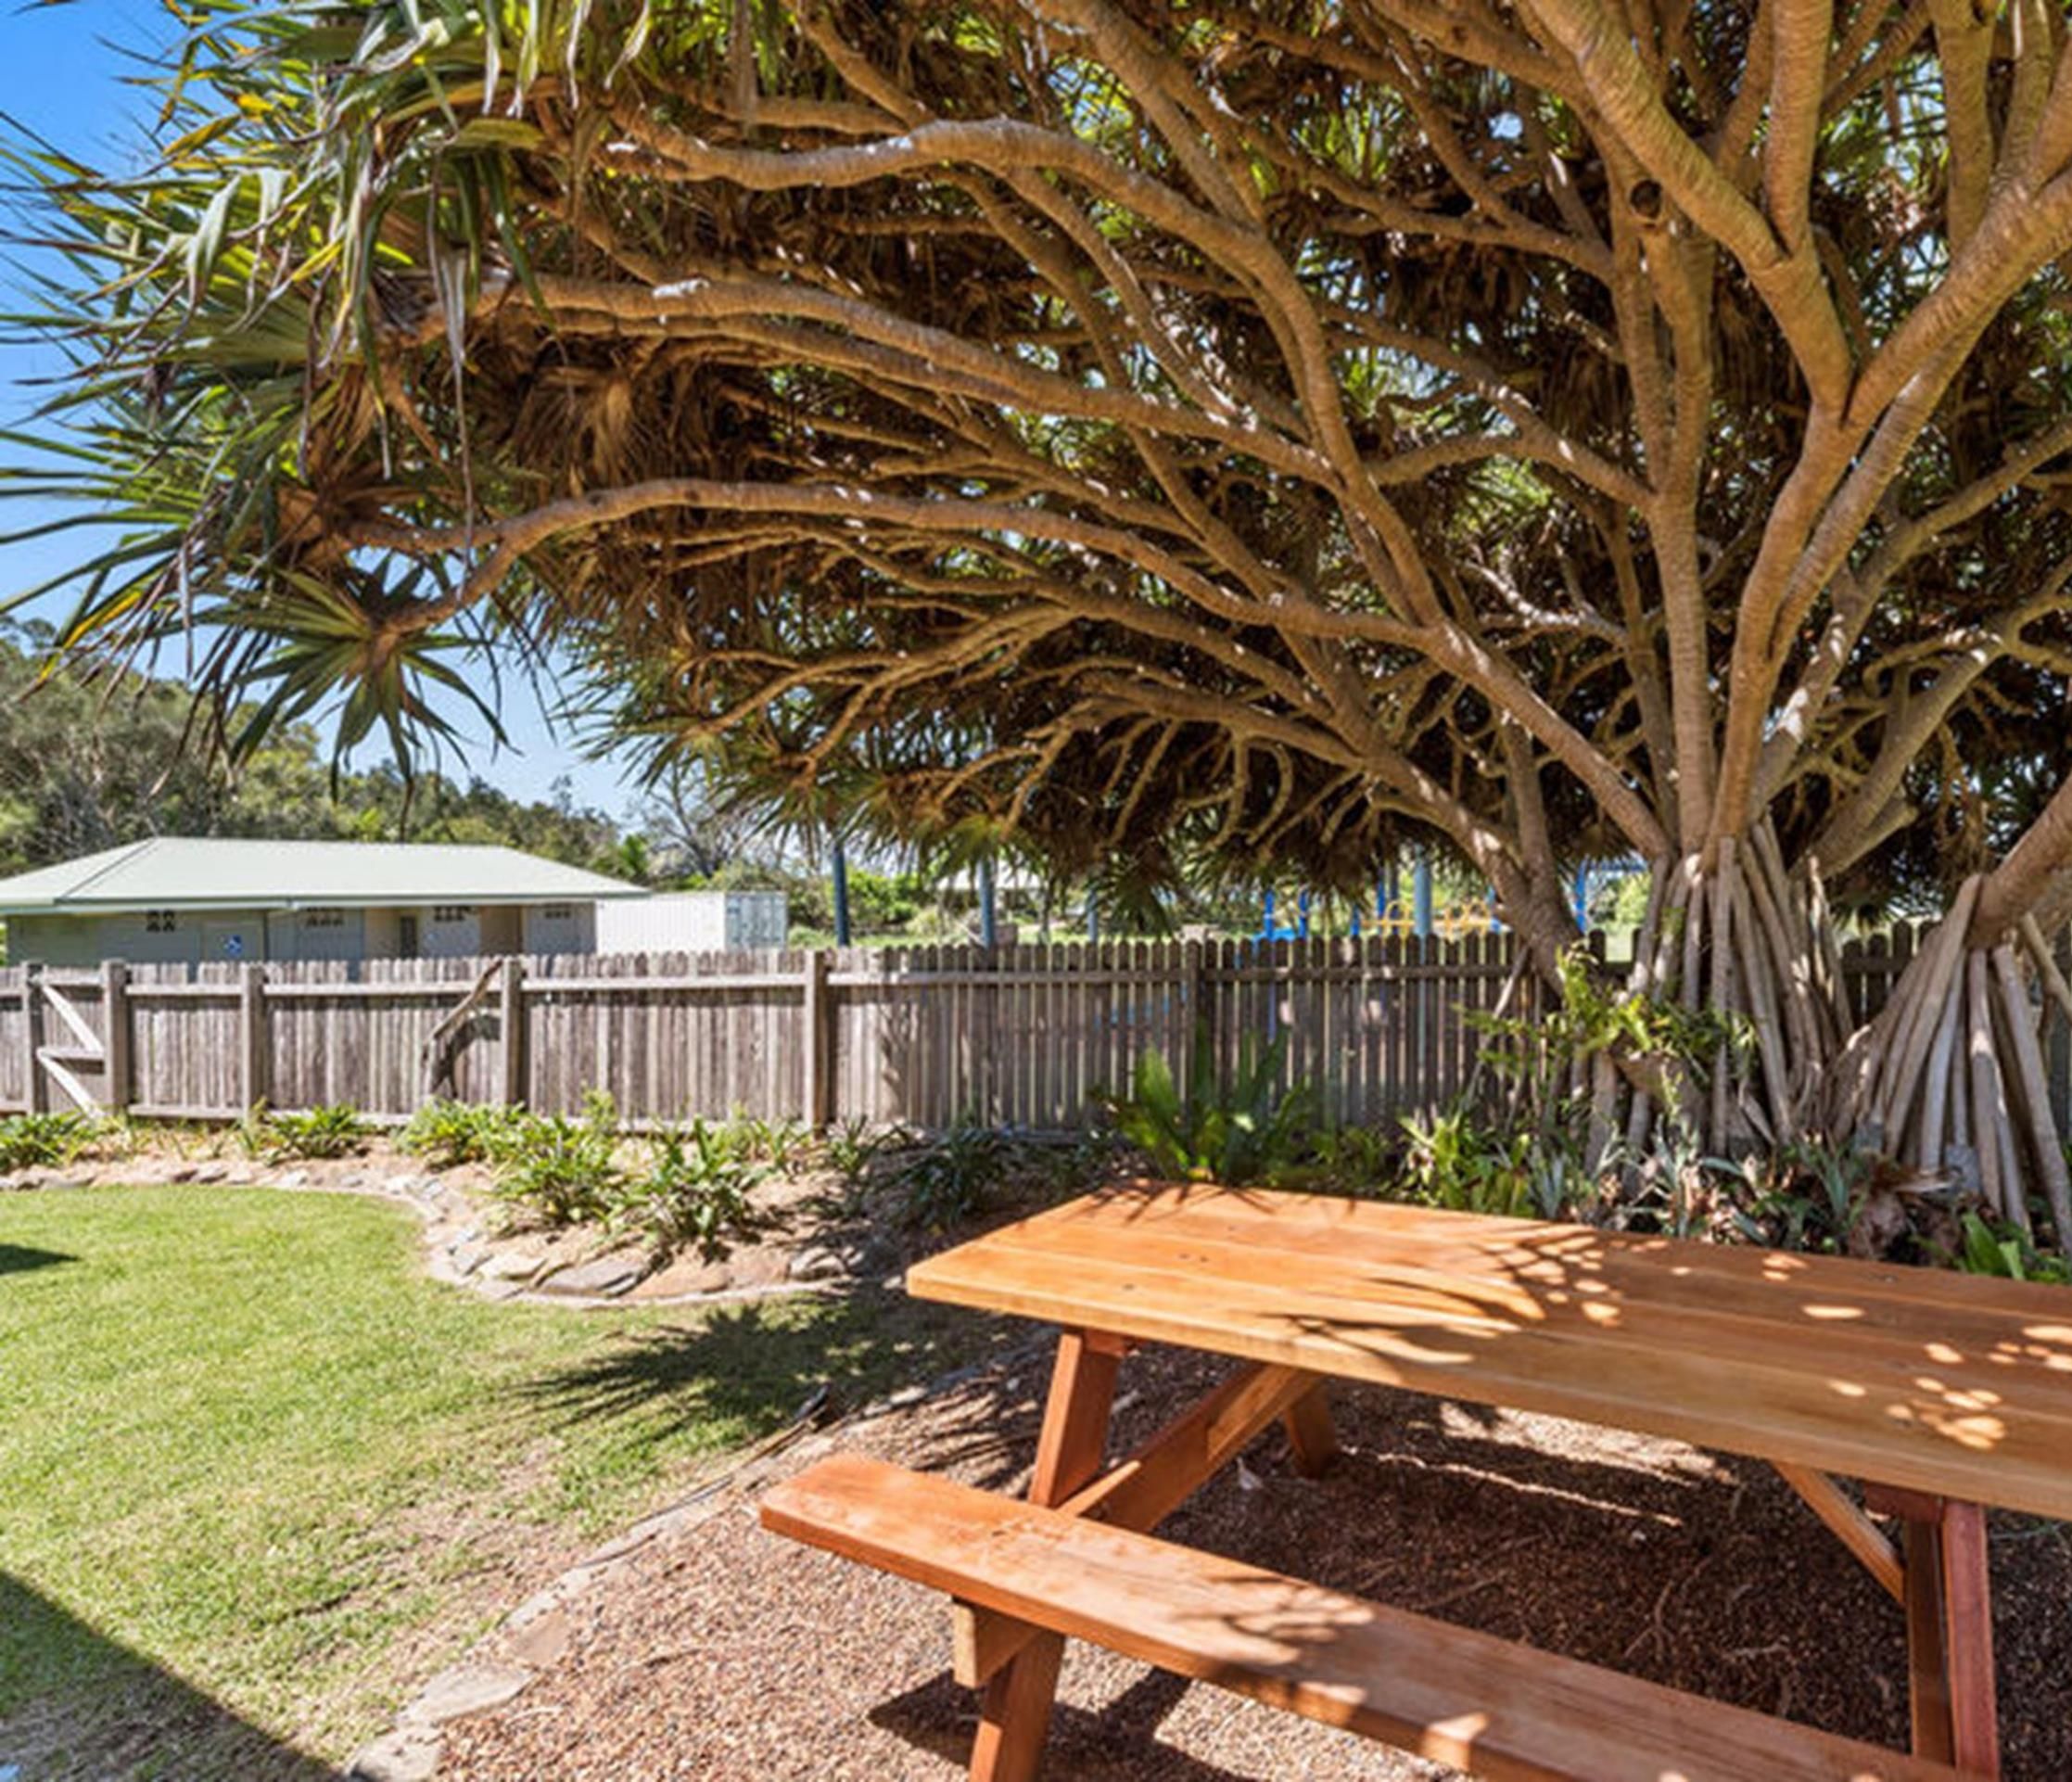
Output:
441,1341,2072,1781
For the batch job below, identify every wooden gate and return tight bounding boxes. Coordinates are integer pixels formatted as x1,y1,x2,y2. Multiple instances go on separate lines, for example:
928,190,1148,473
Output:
21,966,129,1114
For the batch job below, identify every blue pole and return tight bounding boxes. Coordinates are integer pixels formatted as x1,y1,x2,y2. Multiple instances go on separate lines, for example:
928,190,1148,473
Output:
1413,853,1434,938
831,835,852,947
978,856,998,948
1085,885,1100,943
1297,889,1312,940
1261,887,1277,939
1573,861,1590,929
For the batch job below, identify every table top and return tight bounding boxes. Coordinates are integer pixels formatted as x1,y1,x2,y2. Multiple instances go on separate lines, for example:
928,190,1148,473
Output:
905,1183,2072,1521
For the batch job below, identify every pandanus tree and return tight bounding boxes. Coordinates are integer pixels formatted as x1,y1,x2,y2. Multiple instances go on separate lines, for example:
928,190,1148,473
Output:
10,0,2072,1239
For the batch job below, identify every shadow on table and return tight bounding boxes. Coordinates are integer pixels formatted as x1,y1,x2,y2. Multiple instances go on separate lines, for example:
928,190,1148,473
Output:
0,1573,340,1781
0,1245,74,1280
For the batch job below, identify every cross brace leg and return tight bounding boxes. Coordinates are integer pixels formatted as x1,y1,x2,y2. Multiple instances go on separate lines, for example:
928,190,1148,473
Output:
1864,1483,2000,1778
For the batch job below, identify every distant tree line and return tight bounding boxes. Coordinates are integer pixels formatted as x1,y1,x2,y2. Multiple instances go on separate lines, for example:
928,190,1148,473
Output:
0,621,636,881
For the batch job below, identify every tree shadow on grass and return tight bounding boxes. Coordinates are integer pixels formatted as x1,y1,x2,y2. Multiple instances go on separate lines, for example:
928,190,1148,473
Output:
0,1245,73,1279
0,1573,339,1782
517,1279,1034,1452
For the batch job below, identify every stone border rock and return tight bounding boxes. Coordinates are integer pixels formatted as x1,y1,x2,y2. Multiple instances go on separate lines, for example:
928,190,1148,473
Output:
1,1154,860,1312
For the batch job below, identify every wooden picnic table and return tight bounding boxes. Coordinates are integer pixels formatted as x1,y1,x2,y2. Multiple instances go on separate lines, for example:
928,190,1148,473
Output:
765,1183,2072,1781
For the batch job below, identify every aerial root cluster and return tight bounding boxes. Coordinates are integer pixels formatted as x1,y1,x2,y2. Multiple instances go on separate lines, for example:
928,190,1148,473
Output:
1602,823,2070,1244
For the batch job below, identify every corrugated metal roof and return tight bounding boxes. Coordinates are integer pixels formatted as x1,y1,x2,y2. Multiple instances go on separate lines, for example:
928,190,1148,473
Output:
0,837,646,915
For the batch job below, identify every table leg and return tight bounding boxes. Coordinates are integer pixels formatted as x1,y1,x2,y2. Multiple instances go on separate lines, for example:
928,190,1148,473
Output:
1867,1485,2000,1777
1939,1501,1999,1778
1281,1379,1338,1477
1898,1515,1954,1765
968,1329,1125,1782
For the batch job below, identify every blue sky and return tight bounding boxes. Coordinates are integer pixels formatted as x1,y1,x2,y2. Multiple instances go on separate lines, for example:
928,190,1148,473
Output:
0,0,643,819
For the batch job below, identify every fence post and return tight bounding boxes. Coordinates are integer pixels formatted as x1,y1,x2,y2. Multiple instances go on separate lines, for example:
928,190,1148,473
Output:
102,960,132,1114
802,948,831,1129
1182,938,1204,1090
500,956,527,1107
239,962,268,1113
23,963,47,1114
980,938,1001,1126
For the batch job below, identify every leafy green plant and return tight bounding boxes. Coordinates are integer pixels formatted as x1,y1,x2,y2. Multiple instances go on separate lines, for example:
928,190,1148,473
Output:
824,1116,899,1189
1103,1027,1318,1187
1943,1212,2071,1284
252,1103,368,1162
400,1098,525,1168
1523,1140,1588,1223
887,1121,1016,1231
0,1111,95,1174
1724,1134,1871,1254
91,1110,146,1164
1398,1107,1535,1218
1475,944,1750,1141
488,1092,624,1228
730,1112,809,1173
609,1119,772,1261
1308,1123,1398,1197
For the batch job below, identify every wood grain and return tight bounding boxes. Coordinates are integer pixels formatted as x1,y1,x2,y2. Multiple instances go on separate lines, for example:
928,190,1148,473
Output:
763,1454,1962,1782
906,1185,2072,1522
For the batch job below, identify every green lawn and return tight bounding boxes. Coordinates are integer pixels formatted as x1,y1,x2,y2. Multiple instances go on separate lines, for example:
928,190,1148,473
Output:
0,1184,993,1778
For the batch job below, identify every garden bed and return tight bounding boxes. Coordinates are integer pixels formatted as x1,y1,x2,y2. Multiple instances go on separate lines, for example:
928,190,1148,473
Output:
0,1105,1121,1308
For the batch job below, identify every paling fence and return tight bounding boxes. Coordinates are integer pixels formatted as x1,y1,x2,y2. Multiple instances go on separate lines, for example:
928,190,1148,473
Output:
2,925,2066,1132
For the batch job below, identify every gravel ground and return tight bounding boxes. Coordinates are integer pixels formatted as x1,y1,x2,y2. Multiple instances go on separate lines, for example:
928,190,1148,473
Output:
440,1340,2072,1782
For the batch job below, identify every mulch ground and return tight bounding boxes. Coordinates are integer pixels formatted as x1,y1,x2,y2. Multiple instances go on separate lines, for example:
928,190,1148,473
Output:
439,1337,2072,1782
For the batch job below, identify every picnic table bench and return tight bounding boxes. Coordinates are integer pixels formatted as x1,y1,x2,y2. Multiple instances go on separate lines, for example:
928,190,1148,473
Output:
763,1183,2072,1780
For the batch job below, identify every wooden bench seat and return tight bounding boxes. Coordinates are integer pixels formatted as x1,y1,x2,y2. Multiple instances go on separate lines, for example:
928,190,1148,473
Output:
763,1453,1962,1782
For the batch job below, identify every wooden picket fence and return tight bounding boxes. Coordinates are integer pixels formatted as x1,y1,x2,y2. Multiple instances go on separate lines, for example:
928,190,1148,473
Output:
1,923,2066,1132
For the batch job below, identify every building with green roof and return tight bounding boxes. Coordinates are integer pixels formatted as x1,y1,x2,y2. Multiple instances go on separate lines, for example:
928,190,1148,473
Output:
0,837,647,966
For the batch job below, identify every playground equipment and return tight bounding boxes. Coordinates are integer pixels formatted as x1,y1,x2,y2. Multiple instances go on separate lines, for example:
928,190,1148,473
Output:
1258,856,1503,943
1258,887,1313,941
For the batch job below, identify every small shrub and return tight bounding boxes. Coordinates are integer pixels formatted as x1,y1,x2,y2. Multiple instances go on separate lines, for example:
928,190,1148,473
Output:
1102,1026,1318,1187
248,1103,368,1162
1040,1127,1124,1193
489,1092,624,1228
0,1112,95,1174
1722,1134,1872,1254
824,1116,898,1188
1398,1107,1535,1218
1943,1212,2070,1284
1309,1123,1398,1197
731,1112,810,1174
609,1119,771,1260
92,1111,146,1163
400,1099,524,1168
887,1121,1015,1231
1473,944,1751,1161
